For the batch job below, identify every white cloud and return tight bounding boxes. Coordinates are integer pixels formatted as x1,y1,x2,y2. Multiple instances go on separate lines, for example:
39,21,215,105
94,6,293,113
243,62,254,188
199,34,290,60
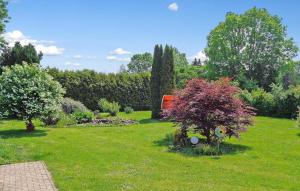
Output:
72,55,97,60
106,56,130,62
3,30,64,56
110,48,131,55
168,3,178,11
65,61,80,66
189,51,208,62
73,54,83,59
35,45,64,56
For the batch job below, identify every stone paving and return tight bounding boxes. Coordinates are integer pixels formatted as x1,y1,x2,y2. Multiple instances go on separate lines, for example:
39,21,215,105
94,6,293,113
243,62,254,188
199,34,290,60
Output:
0,161,57,191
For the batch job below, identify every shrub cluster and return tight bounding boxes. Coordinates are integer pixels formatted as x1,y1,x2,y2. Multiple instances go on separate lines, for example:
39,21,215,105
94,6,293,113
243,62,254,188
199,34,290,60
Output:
124,106,134,114
72,111,94,124
61,97,90,114
47,68,151,111
240,85,300,118
98,98,120,116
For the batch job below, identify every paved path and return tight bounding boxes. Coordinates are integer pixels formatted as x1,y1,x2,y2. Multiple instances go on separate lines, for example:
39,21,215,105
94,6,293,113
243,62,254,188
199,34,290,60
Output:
0,161,57,191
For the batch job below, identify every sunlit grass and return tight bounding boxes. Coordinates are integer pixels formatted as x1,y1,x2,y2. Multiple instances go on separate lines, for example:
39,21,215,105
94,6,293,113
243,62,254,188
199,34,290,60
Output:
0,111,300,190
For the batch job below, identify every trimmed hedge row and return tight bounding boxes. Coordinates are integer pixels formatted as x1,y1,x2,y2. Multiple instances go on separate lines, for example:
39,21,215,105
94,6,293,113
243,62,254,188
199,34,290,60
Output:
48,68,151,111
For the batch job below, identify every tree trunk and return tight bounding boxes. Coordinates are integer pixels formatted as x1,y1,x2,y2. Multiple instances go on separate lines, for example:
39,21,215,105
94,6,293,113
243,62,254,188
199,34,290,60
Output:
204,128,211,144
26,119,35,132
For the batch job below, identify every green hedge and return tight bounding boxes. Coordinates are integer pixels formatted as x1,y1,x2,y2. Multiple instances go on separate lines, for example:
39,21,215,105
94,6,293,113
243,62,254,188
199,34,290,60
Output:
240,85,300,118
48,68,151,111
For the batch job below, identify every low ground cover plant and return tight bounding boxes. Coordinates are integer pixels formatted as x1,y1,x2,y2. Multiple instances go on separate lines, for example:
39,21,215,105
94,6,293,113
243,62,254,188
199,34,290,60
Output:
98,98,120,116
72,111,94,124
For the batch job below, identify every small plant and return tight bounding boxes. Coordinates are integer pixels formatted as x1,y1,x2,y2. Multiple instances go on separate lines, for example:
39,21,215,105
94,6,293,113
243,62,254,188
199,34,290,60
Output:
124,106,134,114
40,112,60,126
98,98,120,116
193,144,220,156
57,112,77,127
72,111,94,124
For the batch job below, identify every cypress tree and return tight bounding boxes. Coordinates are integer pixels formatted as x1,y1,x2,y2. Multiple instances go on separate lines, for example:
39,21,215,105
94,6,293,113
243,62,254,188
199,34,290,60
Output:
160,45,175,96
151,45,163,119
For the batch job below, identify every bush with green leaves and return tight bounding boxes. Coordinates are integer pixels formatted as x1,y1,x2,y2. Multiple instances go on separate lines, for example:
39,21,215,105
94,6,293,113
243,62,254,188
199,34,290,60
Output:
57,112,77,127
61,97,90,114
48,68,151,111
0,63,65,131
72,111,94,124
250,88,276,116
124,106,134,114
98,98,120,116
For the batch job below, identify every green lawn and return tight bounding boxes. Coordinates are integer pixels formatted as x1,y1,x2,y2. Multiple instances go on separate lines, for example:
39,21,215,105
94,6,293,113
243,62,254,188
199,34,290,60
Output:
0,111,300,191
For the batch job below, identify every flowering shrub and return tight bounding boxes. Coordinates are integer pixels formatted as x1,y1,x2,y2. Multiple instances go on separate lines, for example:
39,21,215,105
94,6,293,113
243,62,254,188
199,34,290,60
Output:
163,78,255,144
0,64,65,131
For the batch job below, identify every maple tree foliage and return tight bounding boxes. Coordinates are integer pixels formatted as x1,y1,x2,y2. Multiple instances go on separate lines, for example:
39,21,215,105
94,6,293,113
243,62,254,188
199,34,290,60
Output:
163,78,255,144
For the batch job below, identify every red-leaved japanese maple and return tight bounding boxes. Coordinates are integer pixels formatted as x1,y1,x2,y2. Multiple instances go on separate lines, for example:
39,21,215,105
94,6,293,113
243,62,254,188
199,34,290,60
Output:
163,78,255,144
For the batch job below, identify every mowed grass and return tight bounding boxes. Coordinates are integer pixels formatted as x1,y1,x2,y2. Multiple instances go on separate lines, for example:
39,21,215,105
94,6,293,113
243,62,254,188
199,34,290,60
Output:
0,111,300,191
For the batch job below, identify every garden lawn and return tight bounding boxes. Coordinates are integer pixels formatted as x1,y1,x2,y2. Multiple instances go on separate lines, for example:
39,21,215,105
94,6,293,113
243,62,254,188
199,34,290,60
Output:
0,111,300,191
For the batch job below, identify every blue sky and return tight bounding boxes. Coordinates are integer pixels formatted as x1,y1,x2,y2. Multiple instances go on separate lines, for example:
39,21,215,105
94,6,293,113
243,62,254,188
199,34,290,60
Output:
5,0,300,73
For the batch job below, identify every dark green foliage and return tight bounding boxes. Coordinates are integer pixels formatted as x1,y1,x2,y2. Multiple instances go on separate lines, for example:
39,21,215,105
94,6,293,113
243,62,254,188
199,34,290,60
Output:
276,61,300,89
47,68,151,111
72,111,94,124
240,85,300,118
151,45,163,119
0,0,9,45
160,45,175,95
61,97,90,114
150,45,176,118
98,98,120,116
0,42,43,73
124,106,134,114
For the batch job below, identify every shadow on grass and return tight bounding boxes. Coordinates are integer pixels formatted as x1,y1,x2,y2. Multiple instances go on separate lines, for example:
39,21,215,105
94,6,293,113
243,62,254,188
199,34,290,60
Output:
154,133,251,157
0,129,47,139
139,118,163,124
297,133,300,137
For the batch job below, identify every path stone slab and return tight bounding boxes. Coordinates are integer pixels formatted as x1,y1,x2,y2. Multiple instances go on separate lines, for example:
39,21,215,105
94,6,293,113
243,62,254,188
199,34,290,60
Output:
0,161,57,191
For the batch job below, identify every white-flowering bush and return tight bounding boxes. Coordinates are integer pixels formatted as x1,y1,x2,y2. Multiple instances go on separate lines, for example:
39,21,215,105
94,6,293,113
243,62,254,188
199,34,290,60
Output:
0,63,65,131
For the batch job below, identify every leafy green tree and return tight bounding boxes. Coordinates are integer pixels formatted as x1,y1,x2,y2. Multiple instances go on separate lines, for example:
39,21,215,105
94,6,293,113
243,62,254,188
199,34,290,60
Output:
0,0,9,46
276,60,300,89
127,52,153,73
160,45,175,95
175,65,205,88
0,64,65,131
0,42,43,72
173,48,189,67
151,45,163,119
205,7,298,90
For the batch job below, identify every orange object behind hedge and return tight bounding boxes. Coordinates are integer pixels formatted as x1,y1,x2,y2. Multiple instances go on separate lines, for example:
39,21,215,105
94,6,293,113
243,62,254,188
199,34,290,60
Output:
161,95,174,110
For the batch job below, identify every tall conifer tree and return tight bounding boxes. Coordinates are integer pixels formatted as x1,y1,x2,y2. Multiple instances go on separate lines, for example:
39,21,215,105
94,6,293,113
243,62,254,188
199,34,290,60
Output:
160,45,175,96
151,45,163,119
